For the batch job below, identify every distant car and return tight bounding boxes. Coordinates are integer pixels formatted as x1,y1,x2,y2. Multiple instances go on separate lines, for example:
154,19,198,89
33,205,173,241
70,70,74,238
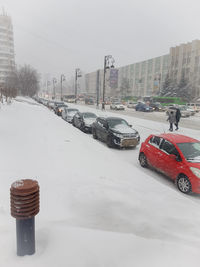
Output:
54,104,68,116
72,112,97,132
166,106,190,118
92,117,140,148
185,106,196,116
110,102,125,110
135,102,153,112
139,133,200,194
179,105,191,117
85,98,94,105
127,102,137,108
62,108,79,122
47,101,55,109
149,102,164,111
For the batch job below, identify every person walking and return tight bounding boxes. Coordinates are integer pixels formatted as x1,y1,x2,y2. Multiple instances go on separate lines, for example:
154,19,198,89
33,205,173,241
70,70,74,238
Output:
167,109,176,131
174,107,181,130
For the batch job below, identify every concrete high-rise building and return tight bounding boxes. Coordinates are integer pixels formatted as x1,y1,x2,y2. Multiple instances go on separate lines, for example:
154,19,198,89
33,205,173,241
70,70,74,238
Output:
0,11,15,86
85,39,200,100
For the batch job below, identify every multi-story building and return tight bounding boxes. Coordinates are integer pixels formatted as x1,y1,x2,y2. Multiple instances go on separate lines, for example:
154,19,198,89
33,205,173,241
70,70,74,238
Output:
169,39,200,98
85,39,200,99
0,12,15,86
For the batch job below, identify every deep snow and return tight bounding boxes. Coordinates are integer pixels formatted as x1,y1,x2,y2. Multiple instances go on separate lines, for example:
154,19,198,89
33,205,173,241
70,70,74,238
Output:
1,97,200,267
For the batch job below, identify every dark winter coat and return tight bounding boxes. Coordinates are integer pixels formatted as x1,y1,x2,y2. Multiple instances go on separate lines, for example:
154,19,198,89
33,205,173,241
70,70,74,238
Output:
175,108,181,122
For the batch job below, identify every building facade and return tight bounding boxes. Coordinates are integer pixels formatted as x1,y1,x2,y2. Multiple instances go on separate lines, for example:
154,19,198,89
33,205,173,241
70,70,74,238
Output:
85,39,200,100
169,40,200,98
0,12,15,86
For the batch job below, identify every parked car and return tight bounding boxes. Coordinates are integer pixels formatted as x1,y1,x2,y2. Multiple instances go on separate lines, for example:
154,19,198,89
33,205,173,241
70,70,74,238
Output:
127,102,137,108
54,104,68,116
47,100,55,109
139,133,200,194
110,102,125,110
72,112,97,132
185,106,196,116
62,108,79,122
179,105,191,117
166,105,190,118
135,102,153,112
85,98,94,105
92,117,140,148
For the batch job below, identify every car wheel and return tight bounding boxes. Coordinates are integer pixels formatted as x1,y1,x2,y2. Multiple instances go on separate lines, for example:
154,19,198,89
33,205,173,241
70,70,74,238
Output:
176,175,192,194
139,153,148,168
92,129,98,139
107,136,114,148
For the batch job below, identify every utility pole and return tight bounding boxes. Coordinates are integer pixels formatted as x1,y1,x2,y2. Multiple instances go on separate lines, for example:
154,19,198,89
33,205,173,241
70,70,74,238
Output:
52,78,57,100
102,55,115,110
75,68,82,103
96,69,100,108
60,74,65,101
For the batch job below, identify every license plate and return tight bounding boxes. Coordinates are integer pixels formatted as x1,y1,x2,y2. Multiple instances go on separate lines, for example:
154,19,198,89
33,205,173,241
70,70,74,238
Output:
121,139,138,147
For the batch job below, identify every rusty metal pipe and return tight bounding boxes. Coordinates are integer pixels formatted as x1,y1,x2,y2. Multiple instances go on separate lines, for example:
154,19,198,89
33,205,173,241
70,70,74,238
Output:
10,179,40,256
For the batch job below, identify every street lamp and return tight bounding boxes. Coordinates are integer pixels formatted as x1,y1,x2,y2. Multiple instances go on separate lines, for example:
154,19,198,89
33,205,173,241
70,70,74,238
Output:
102,55,115,110
60,74,65,101
52,78,57,100
75,68,82,103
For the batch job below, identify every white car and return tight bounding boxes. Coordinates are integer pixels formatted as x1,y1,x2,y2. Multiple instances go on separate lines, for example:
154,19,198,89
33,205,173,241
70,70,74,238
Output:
127,102,137,108
110,102,125,110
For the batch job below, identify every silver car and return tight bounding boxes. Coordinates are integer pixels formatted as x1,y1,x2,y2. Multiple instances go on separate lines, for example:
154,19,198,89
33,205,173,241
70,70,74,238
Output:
62,108,79,122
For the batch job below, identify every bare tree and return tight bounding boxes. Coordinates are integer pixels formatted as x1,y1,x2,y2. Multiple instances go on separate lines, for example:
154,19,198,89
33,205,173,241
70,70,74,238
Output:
17,65,40,97
2,71,18,103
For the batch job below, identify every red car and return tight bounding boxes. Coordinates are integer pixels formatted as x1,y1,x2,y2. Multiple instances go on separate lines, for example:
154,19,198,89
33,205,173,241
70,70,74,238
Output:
139,133,200,194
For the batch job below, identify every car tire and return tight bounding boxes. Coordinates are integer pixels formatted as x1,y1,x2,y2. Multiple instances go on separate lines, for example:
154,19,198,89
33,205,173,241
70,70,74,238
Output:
176,175,192,194
107,136,114,148
139,152,148,168
92,129,98,139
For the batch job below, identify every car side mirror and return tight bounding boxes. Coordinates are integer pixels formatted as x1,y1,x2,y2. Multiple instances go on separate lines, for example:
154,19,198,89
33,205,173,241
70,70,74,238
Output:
129,124,132,127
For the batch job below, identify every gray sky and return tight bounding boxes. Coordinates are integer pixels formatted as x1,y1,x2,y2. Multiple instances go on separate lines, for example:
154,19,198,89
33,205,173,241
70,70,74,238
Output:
1,0,200,80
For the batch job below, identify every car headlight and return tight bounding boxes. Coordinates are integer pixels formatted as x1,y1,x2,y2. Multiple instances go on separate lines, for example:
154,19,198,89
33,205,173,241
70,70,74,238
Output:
113,132,123,138
190,167,200,178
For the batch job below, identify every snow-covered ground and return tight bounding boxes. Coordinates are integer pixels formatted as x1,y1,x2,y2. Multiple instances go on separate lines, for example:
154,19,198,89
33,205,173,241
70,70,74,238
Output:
1,97,200,267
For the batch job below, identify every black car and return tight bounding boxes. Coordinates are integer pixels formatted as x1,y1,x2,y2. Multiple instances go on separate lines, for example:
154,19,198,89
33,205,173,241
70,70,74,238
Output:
54,104,68,116
135,102,153,112
72,112,97,132
92,117,140,148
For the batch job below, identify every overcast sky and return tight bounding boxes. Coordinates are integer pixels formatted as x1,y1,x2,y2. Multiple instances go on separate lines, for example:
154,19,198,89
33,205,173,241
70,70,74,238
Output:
1,0,200,80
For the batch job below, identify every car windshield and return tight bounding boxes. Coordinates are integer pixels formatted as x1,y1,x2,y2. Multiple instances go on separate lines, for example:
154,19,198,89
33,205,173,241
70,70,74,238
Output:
177,142,200,162
83,113,97,118
68,109,78,113
113,102,121,105
108,118,129,128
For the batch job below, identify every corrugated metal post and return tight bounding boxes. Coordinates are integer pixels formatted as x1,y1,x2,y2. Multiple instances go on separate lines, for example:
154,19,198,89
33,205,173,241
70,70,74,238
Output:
10,179,40,256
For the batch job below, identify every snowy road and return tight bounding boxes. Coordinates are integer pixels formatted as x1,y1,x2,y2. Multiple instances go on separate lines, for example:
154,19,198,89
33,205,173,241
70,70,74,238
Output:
1,97,200,267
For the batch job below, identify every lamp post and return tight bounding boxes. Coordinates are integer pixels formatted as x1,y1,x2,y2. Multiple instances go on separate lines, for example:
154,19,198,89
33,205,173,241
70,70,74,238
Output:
60,74,65,101
52,78,57,100
75,68,82,103
102,55,115,110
